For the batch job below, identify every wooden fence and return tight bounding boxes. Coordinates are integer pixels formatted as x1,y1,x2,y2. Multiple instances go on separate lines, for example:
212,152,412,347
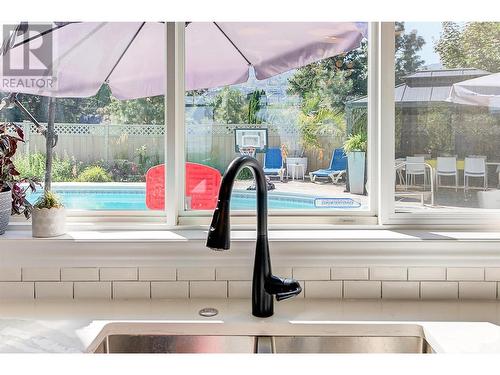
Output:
15,122,342,173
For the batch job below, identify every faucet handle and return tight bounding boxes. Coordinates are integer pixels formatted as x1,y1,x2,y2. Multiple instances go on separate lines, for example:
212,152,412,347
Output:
266,275,302,301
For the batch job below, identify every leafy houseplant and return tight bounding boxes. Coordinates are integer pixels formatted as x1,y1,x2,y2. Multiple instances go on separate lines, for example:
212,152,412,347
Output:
343,132,367,195
0,122,39,235
32,190,66,238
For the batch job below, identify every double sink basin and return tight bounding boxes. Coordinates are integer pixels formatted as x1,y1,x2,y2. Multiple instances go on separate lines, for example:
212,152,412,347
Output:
90,323,434,354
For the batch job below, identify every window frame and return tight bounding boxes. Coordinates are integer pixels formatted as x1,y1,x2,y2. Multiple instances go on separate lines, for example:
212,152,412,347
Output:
176,21,379,226
378,21,500,226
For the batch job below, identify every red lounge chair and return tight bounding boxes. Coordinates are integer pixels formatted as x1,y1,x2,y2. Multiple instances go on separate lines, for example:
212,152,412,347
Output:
146,162,222,210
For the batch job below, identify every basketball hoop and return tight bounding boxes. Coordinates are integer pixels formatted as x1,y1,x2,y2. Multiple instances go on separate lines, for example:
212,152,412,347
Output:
239,146,256,157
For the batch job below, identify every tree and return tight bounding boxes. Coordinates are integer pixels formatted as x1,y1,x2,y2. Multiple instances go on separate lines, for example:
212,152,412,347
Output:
288,41,368,105
100,95,164,124
247,90,265,124
287,42,367,156
395,22,426,84
0,86,113,124
211,87,246,124
435,22,500,73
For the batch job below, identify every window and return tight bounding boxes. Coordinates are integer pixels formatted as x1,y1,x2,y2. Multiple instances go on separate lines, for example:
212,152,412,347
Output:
392,22,500,215
183,22,371,216
1,22,166,214
5,91,166,213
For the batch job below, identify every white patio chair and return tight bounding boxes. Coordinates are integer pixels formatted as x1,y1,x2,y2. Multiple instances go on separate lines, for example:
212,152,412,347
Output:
464,156,487,192
413,153,432,160
436,156,458,191
405,156,426,190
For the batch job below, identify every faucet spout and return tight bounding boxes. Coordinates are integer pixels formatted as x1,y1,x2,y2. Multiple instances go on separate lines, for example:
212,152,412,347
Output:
206,155,302,317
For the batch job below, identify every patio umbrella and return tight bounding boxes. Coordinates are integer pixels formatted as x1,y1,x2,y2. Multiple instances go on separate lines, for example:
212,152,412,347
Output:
448,72,500,109
0,22,367,99
0,21,366,191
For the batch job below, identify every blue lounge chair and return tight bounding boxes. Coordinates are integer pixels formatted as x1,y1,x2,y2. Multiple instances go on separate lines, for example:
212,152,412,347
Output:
263,147,284,181
309,148,347,183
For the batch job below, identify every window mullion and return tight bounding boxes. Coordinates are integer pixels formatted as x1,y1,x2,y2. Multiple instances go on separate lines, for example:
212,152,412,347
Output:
165,22,185,226
379,22,396,224
367,22,380,221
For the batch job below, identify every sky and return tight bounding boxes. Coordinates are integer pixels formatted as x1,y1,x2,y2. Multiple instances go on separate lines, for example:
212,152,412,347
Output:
404,22,443,66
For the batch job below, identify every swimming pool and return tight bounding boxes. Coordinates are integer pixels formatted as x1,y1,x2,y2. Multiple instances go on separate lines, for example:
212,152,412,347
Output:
26,186,364,211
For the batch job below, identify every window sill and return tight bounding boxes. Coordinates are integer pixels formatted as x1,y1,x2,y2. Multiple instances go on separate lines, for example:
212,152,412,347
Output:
3,226,500,268
4,227,500,242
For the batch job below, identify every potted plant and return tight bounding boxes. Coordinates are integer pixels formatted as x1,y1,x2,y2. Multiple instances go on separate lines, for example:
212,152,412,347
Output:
32,190,66,238
1,123,39,235
344,132,367,195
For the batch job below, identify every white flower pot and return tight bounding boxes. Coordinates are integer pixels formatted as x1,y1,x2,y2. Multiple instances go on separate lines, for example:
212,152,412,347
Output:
0,189,11,235
32,207,66,238
347,151,366,195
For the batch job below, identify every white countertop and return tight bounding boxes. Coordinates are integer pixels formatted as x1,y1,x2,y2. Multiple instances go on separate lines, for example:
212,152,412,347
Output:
1,299,500,353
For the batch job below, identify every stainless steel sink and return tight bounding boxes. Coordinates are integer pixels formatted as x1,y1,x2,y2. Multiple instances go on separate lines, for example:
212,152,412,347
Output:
272,336,434,353
89,323,435,354
93,335,256,353
92,334,433,354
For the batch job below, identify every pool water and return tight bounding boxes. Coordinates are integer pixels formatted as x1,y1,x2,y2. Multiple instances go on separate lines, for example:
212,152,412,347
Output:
27,188,362,211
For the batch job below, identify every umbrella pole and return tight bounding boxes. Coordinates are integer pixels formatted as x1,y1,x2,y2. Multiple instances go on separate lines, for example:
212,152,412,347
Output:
44,97,56,192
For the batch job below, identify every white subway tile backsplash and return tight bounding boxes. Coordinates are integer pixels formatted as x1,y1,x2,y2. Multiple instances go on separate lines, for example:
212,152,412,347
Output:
421,282,458,299
228,281,252,298
485,268,500,281
35,282,73,299
0,267,21,281
370,267,407,280
100,268,138,281
23,267,60,281
382,282,419,299
0,282,34,299
3,265,497,301
216,267,253,281
293,267,330,280
177,267,215,281
74,282,112,299
331,267,368,280
189,281,227,298
447,268,484,281
459,282,496,300
304,281,342,299
61,268,99,281
151,282,189,299
139,267,176,281
408,267,446,281
113,282,150,299
344,281,381,299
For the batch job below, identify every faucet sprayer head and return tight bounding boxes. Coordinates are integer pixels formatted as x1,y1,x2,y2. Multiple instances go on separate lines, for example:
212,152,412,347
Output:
206,200,231,251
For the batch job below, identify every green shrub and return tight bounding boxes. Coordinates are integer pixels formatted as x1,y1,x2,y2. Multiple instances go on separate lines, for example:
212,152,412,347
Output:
14,152,79,182
77,166,112,182
34,190,63,209
14,153,46,180
236,167,254,180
